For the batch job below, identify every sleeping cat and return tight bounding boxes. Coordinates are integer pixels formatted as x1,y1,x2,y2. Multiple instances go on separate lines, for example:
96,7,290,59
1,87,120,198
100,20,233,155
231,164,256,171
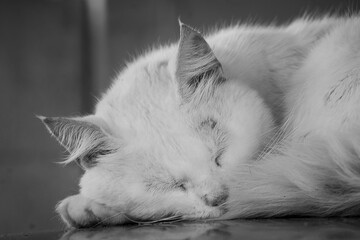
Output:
40,16,360,228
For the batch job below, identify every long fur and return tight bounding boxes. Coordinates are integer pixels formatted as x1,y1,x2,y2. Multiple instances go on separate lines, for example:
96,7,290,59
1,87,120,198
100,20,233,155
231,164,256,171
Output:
41,15,360,227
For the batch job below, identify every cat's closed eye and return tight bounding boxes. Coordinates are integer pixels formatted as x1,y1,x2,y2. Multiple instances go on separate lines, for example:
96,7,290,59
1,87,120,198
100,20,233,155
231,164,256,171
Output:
178,183,187,191
200,118,217,129
214,149,224,167
174,180,187,191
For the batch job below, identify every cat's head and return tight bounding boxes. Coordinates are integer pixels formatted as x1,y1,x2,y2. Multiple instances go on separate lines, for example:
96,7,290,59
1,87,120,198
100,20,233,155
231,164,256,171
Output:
40,23,274,227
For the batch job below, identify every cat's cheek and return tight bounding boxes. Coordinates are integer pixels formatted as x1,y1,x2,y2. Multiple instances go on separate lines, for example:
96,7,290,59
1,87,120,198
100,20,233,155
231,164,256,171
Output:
56,194,127,228
78,167,128,206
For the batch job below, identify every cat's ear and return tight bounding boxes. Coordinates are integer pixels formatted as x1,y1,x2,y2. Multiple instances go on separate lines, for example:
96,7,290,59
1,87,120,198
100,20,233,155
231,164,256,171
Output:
38,115,116,168
176,22,224,100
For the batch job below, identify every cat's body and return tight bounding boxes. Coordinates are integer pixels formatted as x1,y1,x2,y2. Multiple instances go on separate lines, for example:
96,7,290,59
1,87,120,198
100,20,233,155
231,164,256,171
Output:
41,16,360,227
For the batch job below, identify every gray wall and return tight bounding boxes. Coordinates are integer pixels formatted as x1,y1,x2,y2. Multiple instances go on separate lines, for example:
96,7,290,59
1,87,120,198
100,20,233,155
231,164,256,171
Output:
0,0,357,234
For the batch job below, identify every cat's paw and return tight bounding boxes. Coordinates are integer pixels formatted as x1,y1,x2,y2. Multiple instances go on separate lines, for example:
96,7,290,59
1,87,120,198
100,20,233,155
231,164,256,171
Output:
56,194,126,228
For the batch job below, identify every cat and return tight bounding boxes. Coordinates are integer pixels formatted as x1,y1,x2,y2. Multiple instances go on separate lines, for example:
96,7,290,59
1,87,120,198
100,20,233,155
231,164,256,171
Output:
40,15,360,228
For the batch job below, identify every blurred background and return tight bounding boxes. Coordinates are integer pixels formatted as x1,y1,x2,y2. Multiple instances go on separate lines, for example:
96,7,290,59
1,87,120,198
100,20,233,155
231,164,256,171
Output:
0,0,358,234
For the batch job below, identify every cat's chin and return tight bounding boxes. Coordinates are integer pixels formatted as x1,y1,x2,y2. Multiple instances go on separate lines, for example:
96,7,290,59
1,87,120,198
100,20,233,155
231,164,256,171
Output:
181,206,228,221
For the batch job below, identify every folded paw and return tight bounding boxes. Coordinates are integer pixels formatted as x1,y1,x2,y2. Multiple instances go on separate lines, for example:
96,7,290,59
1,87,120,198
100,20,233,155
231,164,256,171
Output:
56,194,126,228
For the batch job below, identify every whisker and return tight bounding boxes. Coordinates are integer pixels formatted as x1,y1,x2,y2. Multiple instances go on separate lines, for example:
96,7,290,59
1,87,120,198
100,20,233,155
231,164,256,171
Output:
89,208,184,227
217,199,239,207
136,214,183,225
91,211,126,227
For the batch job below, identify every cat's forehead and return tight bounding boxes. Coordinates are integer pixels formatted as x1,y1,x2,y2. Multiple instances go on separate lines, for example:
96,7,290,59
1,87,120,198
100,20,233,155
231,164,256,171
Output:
97,68,221,137
111,46,177,97
97,51,179,116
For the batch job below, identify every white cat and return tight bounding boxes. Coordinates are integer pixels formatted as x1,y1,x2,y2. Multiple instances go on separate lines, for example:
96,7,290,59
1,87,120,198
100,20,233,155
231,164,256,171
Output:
40,16,360,228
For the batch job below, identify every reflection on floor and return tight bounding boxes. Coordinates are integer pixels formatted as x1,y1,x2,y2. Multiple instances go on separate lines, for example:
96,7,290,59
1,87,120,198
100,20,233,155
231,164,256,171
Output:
2,218,360,240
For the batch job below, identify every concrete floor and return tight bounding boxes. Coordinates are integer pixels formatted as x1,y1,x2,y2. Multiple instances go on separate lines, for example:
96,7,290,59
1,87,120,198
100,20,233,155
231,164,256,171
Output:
2,218,360,240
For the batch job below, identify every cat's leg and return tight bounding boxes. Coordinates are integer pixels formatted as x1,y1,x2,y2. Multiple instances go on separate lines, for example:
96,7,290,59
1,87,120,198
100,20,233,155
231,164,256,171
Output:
56,194,126,228
286,18,360,138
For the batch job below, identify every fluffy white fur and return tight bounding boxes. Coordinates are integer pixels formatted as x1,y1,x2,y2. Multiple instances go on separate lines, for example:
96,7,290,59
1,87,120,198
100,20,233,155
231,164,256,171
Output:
41,15,360,228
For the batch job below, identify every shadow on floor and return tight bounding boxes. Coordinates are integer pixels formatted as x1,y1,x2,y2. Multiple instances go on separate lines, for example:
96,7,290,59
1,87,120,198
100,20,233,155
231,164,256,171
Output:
3,218,360,240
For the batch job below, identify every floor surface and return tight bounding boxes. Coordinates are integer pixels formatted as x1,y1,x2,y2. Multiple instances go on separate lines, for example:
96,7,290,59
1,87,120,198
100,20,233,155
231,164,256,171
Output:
1,218,360,240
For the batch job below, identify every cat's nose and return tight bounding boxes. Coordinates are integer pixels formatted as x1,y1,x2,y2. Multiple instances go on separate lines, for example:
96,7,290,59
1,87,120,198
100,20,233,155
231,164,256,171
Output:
202,188,229,207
